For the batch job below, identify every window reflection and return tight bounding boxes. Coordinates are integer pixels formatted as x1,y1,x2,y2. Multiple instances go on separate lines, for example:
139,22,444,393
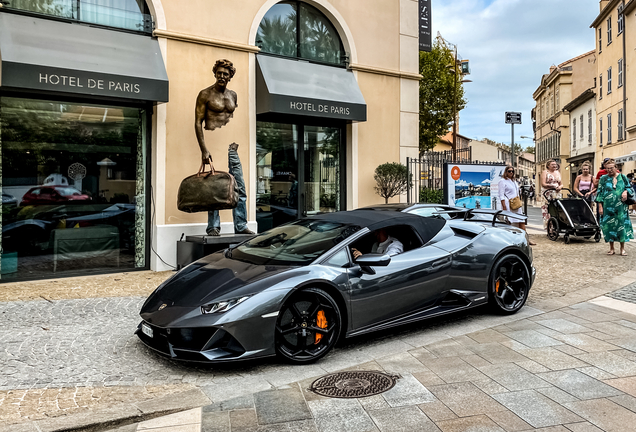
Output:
299,4,342,64
255,121,341,232
6,0,151,32
0,97,147,280
257,1,344,66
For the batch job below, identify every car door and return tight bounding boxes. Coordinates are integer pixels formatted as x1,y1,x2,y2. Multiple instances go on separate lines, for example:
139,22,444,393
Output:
348,243,452,331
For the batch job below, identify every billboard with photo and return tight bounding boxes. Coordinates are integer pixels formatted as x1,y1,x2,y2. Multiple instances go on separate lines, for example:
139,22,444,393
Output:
444,163,507,209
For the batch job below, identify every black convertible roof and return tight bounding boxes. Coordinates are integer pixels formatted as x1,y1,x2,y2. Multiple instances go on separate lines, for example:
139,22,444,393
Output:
308,210,446,245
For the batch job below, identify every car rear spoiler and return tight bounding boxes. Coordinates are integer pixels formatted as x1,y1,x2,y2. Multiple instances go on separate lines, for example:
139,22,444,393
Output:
433,209,527,227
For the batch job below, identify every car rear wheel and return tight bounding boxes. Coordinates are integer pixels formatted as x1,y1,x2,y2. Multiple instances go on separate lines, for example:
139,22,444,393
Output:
489,254,530,315
547,217,559,241
275,288,341,364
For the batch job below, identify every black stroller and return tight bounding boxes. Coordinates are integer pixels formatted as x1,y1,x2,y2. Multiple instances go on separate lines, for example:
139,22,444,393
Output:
544,188,601,244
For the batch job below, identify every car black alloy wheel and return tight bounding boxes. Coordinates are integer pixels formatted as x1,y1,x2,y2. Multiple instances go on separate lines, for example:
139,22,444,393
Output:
595,231,601,242
490,254,530,315
275,288,341,364
547,217,559,241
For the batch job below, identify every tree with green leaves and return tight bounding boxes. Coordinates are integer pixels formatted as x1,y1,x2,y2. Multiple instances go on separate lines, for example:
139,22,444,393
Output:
419,37,467,153
374,163,410,204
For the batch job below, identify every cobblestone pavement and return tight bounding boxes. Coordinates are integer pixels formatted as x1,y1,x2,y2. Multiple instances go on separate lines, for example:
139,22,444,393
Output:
0,271,171,302
114,301,636,432
528,232,636,300
4,229,636,431
0,291,544,428
608,283,636,304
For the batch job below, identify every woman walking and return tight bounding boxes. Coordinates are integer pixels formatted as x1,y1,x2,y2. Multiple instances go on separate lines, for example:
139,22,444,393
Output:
596,159,634,255
499,164,536,245
573,161,596,204
540,159,562,229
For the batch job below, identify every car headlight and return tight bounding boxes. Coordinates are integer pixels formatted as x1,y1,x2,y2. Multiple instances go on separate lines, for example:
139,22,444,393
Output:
201,296,250,314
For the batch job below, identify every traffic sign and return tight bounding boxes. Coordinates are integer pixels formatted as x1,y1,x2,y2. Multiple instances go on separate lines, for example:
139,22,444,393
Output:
505,112,522,124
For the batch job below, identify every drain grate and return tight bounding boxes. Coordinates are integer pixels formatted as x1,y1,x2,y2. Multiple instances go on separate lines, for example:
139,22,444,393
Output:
308,371,399,399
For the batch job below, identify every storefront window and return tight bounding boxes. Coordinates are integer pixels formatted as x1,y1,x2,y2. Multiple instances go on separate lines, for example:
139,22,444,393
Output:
5,0,152,33
256,121,342,231
257,1,344,66
0,96,148,280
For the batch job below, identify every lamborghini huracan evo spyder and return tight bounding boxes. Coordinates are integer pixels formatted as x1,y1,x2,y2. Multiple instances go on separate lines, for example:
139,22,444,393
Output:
137,209,535,364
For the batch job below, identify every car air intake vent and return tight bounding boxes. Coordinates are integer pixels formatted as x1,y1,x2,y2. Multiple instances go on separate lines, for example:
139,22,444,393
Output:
440,290,471,307
451,227,478,239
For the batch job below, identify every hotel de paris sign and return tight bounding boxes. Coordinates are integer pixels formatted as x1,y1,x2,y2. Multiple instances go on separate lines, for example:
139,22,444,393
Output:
1,63,169,102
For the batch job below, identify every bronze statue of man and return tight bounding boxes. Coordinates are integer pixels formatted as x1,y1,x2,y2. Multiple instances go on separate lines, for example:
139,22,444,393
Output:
194,59,254,236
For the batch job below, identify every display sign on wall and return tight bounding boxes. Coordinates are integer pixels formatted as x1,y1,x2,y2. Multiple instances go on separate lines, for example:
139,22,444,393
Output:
444,163,507,209
2,63,169,102
419,0,432,52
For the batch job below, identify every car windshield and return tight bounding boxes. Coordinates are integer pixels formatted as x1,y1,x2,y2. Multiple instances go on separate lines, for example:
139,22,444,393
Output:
231,219,360,265
57,188,82,196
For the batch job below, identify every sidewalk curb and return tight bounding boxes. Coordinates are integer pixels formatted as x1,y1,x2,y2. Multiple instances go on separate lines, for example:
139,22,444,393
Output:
6,388,211,432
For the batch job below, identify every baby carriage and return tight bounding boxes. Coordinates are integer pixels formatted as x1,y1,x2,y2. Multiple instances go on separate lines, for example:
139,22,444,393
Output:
544,188,601,244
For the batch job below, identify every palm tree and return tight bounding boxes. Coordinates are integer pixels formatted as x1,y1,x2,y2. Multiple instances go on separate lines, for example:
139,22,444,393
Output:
257,13,297,57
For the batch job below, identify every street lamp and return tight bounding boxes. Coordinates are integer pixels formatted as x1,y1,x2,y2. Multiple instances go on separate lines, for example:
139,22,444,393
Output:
448,46,471,151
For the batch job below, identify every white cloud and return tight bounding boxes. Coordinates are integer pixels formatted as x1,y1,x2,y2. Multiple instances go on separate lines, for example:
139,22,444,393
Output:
431,0,599,147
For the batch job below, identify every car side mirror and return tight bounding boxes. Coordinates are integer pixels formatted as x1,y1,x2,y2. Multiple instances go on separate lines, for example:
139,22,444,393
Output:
356,253,391,267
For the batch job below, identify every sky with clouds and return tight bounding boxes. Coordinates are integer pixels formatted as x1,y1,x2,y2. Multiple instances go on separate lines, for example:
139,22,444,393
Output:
431,0,601,149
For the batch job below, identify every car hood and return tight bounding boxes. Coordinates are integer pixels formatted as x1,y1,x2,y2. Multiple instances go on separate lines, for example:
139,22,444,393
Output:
142,252,296,312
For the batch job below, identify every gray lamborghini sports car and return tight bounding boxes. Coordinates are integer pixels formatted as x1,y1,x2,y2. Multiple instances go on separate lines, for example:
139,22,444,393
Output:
137,209,535,364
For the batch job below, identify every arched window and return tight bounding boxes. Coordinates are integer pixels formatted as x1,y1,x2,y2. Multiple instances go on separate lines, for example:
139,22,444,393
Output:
256,1,344,66
6,0,152,33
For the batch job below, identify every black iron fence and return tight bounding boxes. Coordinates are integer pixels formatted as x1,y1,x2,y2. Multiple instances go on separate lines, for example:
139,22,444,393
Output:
406,148,471,204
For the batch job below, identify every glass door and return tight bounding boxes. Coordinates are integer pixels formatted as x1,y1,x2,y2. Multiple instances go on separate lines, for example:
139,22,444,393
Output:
256,121,343,231
256,122,298,231
302,126,341,216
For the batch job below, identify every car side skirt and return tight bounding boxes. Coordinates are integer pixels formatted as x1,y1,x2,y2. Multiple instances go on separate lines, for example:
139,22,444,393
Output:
346,290,488,338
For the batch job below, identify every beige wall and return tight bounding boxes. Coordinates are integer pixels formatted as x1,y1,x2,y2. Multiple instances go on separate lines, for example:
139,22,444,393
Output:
593,0,636,175
155,0,416,226
159,0,402,70
532,51,595,191
356,72,401,207
147,0,419,271
470,140,502,162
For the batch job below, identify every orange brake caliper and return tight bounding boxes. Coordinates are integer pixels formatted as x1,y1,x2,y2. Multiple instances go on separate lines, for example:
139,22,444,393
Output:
495,280,501,294
315,310,328,344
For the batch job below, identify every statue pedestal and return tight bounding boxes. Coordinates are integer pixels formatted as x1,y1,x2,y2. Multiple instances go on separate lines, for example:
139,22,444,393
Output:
176,233,255,269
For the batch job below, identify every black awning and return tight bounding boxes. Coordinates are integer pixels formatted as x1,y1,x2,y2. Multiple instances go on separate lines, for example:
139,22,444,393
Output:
256,55,366,122
0,13,168,102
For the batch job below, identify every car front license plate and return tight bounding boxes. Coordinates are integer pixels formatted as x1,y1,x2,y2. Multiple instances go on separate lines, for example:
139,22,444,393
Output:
141,323,153,338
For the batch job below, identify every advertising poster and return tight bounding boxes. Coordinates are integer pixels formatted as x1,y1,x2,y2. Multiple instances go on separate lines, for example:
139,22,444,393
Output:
444,163,507,209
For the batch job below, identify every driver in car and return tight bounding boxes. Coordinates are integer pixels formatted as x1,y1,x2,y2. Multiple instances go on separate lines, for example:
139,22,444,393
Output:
351,228,404,260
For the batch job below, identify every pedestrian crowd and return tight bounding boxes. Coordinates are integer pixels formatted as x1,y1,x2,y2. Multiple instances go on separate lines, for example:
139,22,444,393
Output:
535,157,634,255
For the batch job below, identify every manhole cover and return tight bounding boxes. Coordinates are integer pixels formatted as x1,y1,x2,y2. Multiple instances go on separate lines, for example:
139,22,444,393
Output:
309,371,399,398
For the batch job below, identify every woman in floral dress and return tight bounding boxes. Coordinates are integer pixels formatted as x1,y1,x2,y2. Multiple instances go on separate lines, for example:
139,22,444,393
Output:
595,159,634,255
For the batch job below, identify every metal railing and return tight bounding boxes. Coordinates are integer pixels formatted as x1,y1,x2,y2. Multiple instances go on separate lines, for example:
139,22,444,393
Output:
406,148,472,204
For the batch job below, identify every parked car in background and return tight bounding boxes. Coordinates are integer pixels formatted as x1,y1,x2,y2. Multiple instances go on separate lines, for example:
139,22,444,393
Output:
20,186,91,206
2,193,18,209
359,203,464,219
